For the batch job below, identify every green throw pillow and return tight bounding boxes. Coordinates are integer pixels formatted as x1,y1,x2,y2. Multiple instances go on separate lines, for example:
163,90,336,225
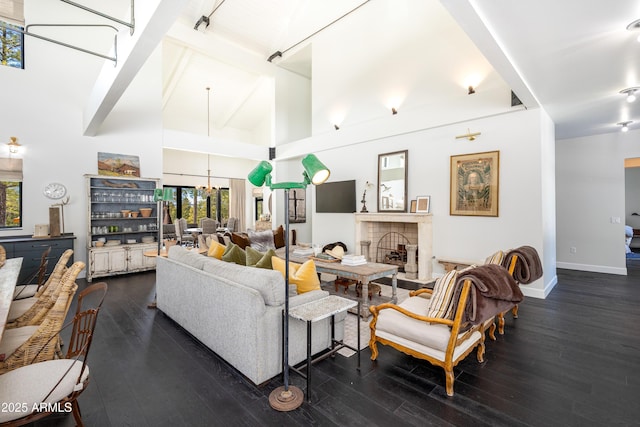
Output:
255,249,276,269
221,243,246,265
245,246,264,267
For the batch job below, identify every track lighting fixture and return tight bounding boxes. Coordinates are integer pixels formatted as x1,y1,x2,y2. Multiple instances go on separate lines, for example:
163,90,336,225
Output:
620,87,640,103
194,15,210,30
334,124,340,130
618,121,632,132
468,85,476,95
391,107,398,115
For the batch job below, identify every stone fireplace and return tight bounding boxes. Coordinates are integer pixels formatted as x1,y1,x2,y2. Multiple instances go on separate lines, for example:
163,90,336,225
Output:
354,213,433,281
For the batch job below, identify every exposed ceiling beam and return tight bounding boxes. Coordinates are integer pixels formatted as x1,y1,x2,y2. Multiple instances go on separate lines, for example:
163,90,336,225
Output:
440,0,539,109
82,0,189,136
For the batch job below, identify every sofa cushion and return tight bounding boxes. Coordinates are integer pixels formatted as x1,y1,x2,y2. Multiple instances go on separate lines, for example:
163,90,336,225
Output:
272,257,321,294
427,269,458,319
248,229,276,251
168,246,208,270
200,257,286,306
222,244,246,265
207,241,226,259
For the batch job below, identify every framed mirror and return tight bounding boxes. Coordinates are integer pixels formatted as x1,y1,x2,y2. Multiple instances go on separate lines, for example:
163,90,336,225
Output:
378,150,408,212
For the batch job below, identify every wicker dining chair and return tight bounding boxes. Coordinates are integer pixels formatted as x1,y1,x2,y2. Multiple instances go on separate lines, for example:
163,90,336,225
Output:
5,261,80,329
0,262,85,375
6,250,74,328
13,246,52,300
0,282,107,426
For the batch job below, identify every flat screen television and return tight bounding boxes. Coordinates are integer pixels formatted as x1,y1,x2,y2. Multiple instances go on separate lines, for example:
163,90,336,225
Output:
315,180,356,213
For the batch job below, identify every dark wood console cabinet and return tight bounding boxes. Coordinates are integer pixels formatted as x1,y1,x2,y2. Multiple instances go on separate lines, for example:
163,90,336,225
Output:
0,234,76,284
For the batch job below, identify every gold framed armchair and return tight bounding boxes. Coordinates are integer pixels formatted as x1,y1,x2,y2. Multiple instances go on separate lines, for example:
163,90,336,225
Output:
369,276,485,396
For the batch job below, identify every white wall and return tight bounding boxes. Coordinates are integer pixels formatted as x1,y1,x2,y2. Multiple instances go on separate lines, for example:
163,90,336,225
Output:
295,108,556,298
0,37,163,278
556,130,640,274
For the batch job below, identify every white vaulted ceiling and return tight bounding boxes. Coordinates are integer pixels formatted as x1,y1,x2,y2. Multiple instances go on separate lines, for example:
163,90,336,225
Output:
24,0,640,143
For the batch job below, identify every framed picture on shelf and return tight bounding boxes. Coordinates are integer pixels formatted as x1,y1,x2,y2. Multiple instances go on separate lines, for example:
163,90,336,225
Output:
416,196,430,213
410,199,417,213
450,150,499,217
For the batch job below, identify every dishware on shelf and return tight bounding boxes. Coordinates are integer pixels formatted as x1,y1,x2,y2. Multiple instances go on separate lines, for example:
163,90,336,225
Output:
121,209,131,217
126,238,137,244
141,236,155,243
131,211,139,218
139,208,153,217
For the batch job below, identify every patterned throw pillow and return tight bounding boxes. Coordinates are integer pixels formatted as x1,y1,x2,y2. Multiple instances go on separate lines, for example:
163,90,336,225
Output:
207,241,226,259
427,269,459,319
484,250,505,265
272,257,321,293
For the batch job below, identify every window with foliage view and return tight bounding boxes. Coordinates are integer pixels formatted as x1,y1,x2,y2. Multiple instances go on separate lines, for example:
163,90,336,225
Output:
164,186,229,226
0,181,22,228
1,21,24,69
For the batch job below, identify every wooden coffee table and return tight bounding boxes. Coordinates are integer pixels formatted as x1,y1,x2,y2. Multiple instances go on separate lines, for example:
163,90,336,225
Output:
287,251,398,318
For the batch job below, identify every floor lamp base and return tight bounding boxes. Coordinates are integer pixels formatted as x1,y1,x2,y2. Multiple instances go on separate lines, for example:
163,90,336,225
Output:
269,385,304,411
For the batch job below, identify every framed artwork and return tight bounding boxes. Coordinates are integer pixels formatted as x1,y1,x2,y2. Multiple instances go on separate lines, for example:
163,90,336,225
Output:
416,196,430,213
98,152,140,177
410,199,417,213
450,150,499,217
288,188,306,223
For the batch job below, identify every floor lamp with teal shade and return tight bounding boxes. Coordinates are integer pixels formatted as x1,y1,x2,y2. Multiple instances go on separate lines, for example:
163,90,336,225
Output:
248,154,330,411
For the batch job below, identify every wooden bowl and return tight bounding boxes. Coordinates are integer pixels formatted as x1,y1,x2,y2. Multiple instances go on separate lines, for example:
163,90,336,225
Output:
139,208,153,217
131,212,139,218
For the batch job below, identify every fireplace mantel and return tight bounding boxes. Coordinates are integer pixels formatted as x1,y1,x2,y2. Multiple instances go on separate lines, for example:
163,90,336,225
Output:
354,213,432,223
354,213,433,280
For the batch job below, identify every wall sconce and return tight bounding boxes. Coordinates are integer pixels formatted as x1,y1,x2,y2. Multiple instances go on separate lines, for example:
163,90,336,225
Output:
334,124,340,130
391,107,398,115
620,87,640,103
7,136,21,154
468,85,476,95
627,18,640,41
618,121,632,132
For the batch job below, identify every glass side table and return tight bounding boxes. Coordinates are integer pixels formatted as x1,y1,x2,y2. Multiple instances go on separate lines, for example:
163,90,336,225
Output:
288,295,360,403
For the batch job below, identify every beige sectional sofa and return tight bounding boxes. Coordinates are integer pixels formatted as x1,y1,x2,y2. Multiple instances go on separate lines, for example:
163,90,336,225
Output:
155,245,345,385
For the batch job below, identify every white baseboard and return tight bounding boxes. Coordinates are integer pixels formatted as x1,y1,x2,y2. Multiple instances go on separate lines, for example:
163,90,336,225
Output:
556,262,627,276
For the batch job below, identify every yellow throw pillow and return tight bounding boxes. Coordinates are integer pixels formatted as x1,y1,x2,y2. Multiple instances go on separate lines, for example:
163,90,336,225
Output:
272,257,321,293
207,241,226,259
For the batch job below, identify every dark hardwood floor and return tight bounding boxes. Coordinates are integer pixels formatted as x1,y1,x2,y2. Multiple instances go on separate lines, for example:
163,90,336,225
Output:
30,259,640,426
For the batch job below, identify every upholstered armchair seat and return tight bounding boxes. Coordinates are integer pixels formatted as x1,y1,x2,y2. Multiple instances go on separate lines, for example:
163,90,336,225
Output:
375,297,482,357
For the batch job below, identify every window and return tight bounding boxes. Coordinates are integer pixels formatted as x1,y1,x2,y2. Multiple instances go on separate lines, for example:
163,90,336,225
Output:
163,185,229,226
0,158,22,228
0,181,22,228
1,21,24,69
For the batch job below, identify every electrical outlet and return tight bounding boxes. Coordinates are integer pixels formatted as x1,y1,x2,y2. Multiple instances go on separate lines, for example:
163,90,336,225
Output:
570,246,577,254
